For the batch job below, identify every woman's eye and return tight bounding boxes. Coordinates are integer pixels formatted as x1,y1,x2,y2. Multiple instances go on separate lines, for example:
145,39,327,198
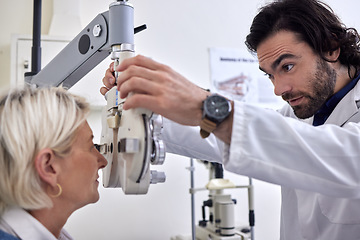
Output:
91,143,96,151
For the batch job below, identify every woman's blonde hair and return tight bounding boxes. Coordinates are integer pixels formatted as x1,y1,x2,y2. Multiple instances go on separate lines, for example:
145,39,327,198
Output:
0,86,90,215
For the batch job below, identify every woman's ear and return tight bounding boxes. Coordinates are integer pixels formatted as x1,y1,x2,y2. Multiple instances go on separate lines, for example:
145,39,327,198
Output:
34,148,58,187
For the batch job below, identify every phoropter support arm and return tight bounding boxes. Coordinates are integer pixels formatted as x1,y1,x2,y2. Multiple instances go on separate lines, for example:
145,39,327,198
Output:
25,1,166,195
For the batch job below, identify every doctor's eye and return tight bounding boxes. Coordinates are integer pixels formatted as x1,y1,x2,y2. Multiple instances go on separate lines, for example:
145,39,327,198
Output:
264,73,274,80
283,64,294,72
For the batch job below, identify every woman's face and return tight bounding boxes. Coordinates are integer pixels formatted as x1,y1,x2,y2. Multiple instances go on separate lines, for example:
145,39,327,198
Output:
57,121,107,210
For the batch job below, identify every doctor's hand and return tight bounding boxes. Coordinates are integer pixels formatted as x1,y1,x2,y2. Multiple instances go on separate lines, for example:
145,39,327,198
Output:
100,62,116,96
101,55,209,127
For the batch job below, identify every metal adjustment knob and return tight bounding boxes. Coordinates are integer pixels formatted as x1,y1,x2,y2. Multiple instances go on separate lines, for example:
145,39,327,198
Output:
150,170,166,184
151,139,165,165
93,24,102,37
150,114,166,165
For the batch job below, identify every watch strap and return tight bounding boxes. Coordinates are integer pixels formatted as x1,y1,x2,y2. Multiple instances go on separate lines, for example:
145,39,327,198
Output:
200,118,217,138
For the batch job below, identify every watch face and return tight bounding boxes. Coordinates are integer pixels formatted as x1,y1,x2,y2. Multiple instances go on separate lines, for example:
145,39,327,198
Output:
204,95,231,121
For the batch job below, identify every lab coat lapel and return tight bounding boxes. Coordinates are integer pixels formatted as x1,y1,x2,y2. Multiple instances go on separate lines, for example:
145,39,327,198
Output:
325,81,360,126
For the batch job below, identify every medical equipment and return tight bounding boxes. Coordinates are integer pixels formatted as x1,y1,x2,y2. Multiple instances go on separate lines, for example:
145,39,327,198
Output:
25,0,166,194
188,159,254,240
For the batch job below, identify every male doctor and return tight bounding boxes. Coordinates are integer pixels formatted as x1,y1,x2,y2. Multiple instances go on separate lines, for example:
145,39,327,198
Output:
101,0,360,239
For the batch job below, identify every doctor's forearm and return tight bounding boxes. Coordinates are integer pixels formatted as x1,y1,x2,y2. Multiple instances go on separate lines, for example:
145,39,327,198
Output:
162,118,224,163
226,102,360,198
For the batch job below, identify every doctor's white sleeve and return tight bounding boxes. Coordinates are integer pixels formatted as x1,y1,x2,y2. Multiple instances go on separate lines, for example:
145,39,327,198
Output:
223,101,360,198
162,118,224,163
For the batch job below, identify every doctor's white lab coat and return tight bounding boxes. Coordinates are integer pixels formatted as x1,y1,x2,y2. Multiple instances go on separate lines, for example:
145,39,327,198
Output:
162,80,360,240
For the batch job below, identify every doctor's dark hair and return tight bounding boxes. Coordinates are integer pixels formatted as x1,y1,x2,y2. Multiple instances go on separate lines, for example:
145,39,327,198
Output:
245,0,360,78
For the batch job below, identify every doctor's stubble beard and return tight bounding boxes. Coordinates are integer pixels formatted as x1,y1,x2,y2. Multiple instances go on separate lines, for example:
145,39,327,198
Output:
283,59,336,119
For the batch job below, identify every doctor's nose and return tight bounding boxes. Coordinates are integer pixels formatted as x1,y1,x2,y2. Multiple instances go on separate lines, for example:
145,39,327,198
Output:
273,76,292,96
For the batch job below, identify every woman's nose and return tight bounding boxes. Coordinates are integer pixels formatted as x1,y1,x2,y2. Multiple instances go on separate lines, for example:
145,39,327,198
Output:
96,149,108,168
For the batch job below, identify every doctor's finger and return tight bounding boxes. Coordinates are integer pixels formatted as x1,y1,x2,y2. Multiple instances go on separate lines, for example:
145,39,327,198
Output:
123,94,160,113
100,86,109,96
117,55,165,72
102,68,116,89
117,64,160,89
109,61,115,72
119,76,161,99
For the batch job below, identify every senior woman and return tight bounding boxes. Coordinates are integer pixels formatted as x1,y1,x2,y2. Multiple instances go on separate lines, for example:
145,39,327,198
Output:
0,87,107,239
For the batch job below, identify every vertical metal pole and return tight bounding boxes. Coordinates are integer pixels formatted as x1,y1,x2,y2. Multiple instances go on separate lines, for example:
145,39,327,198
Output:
31,0,42,75
190,158,196,240
248,178,255,240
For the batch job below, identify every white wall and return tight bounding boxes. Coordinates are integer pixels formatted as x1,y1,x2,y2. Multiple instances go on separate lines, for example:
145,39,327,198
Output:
2,0,360,240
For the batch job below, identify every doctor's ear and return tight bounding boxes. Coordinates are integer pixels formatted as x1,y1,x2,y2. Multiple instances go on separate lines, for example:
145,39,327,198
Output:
34,148,59,186
324,35,341,62
325,47,341,62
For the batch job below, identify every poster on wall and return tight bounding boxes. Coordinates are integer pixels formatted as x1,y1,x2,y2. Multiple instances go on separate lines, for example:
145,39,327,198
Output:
208,47,283,109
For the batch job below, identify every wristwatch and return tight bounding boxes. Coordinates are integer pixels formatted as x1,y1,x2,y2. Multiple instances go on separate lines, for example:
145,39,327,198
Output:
200,94,232,138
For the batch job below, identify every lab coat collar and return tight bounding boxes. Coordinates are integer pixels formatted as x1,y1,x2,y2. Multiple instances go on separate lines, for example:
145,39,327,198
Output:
0,207,73,240
325,79,360,126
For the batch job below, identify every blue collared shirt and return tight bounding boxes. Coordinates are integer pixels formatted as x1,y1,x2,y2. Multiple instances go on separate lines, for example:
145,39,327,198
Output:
313,73,360,126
